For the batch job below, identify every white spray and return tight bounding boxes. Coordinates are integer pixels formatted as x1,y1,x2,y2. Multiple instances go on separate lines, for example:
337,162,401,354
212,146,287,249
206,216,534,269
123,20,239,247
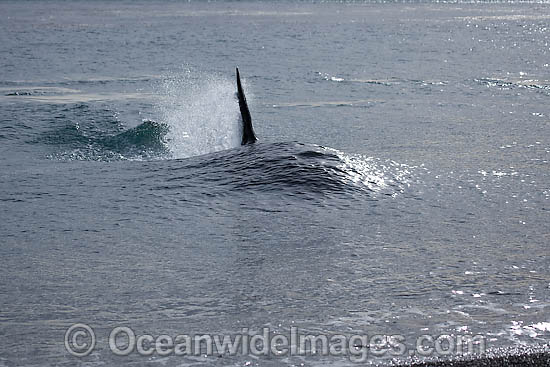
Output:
156,69,242,159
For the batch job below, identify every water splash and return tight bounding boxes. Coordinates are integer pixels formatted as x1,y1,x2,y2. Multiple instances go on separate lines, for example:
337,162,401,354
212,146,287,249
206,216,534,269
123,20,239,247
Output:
156,69,242,159
324,147,416,197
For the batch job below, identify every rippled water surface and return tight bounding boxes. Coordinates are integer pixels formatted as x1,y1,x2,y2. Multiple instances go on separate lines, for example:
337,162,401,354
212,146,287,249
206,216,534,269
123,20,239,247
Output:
0,1,549,366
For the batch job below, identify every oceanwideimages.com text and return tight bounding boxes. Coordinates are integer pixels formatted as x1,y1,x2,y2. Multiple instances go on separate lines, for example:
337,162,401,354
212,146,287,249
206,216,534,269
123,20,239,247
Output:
65,324,487,363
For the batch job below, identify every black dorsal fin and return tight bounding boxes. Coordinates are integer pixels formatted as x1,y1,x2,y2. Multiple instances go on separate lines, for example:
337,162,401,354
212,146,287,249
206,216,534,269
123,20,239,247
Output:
236,67,257,145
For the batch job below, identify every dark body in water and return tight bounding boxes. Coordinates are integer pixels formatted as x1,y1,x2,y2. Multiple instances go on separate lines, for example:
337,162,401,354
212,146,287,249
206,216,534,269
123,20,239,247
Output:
236,68,257,145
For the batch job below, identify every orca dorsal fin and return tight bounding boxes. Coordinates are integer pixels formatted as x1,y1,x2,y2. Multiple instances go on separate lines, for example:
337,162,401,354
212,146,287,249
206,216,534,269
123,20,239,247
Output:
236,67,257,145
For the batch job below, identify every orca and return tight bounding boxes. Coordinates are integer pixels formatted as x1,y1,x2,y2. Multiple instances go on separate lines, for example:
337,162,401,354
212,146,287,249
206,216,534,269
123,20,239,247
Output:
236,68,257,145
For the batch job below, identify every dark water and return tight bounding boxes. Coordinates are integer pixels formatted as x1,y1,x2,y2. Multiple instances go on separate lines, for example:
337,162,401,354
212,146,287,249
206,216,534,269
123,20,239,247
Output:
0,1,549,366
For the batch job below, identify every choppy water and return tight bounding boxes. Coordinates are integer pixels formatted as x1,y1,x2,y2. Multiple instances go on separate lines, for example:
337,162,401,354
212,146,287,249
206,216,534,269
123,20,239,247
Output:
0,1,549,366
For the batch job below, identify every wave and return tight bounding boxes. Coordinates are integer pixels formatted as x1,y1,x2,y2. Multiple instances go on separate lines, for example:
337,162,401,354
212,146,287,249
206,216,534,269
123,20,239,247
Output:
28,70,242,160
24,72,415,199
315,72,449,88
316,72,399,85
34,121,415,201
475,77,550,94
152,142,415,200
38,123,414,199
40,119,169,161
272,99,379,108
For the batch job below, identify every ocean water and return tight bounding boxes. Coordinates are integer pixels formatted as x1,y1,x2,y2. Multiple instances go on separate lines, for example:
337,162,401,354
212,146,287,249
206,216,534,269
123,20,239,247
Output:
0,1,549,366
